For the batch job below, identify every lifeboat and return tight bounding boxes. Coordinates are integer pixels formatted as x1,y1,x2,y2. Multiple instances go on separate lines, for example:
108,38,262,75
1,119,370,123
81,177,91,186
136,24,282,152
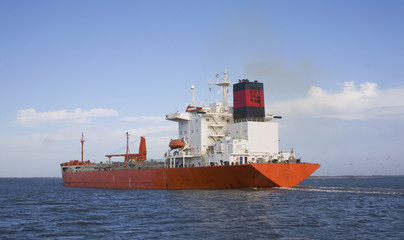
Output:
169,139,185,149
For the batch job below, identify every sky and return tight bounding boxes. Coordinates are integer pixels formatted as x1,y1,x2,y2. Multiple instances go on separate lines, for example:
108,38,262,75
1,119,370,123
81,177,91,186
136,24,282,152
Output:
1,0,403,177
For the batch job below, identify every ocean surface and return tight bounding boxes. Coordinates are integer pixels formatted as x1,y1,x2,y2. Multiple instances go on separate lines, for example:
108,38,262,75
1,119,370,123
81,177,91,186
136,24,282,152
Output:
0,176,403,239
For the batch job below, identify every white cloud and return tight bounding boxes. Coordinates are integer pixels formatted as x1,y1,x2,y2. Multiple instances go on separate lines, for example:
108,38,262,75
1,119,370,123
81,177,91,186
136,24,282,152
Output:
0,119,177,177
271,82,404,120
14,108,119,127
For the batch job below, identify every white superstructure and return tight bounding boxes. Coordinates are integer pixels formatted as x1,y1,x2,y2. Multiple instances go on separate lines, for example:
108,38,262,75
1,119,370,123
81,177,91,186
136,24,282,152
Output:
165,71,295,168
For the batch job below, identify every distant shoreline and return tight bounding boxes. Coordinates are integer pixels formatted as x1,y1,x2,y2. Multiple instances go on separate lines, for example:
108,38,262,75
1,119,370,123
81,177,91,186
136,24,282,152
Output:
307,175,404,179
308,176,369,179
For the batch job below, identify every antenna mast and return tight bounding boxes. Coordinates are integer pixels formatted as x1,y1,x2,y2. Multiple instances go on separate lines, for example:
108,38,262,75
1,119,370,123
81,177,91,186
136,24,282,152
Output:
81,133,85,164
209,69,230,109
125,132,130,168
191,85,195,106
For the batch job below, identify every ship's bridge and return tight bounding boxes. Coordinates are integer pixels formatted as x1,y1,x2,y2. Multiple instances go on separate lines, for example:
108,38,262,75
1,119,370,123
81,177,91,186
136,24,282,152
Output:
166,112,190,122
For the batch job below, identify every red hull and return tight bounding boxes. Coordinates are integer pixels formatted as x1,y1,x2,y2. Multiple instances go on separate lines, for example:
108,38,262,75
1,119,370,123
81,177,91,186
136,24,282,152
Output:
62,163,320,189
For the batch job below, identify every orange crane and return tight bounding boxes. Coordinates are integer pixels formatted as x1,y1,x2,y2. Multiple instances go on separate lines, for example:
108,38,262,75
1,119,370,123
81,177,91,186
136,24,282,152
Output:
105,133,147,168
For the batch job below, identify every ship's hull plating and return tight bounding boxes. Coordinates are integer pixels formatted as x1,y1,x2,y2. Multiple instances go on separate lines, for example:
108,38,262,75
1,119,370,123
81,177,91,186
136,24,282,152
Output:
62,163,320,189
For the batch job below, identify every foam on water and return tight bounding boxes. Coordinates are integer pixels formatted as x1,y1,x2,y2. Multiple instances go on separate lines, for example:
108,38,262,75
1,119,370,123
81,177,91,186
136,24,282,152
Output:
280,186,404,195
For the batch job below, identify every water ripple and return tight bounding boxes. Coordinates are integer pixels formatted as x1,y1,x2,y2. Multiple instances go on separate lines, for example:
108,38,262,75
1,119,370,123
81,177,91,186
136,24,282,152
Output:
0,177,403,239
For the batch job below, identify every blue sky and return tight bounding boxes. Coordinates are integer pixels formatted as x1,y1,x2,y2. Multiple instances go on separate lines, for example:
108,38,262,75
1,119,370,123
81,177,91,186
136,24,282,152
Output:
1,0,403,177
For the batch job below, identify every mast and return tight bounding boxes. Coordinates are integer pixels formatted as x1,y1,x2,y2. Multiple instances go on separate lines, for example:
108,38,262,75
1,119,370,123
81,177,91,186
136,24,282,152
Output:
81,133,85,164
222,69,229,108
210,69,230,109
191,85,195,106
125,132,129,168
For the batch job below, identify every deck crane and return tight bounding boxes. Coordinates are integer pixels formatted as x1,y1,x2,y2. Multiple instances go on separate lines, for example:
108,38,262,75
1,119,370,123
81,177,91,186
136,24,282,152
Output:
105,133,147,168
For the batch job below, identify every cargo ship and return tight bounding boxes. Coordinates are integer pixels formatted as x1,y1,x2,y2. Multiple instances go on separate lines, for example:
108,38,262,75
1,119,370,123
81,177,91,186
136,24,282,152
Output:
61,70,320,189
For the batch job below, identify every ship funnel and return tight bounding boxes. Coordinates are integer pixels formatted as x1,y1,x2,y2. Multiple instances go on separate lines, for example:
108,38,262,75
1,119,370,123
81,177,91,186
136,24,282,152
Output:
233,80,265,122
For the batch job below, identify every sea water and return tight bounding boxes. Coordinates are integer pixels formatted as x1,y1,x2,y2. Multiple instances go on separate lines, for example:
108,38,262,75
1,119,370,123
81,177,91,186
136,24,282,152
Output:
0,176,403,239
